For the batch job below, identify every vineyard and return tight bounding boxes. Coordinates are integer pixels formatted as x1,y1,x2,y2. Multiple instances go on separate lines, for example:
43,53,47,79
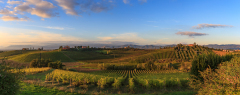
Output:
130,45,213,63
9,51,73,62
11,67,51,75
0,50,38,58
44,69,189,93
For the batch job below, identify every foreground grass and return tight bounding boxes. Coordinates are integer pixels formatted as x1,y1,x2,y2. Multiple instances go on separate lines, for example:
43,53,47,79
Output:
17,82,196,95
17,82,80,95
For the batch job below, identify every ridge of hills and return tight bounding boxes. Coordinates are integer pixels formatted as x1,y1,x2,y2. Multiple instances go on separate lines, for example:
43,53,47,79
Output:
1,44,240,51
1,45,214,63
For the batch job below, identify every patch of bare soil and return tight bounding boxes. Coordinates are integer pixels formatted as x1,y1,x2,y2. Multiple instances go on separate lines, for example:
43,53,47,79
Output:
212,50,229,56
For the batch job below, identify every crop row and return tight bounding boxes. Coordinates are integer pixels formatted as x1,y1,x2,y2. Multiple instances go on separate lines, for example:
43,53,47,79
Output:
11,67,51,74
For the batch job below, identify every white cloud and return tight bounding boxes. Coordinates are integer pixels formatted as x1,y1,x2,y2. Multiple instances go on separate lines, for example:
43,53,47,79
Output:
176,31,208,37
0,8,16,15
0,16,29,21
192,23,233,29
14,0,57,18
98,37,113,41
45,26,64,30
123,0,130,4
55,0,114,15
0,27,83,47
7,0,23,5
55,0,78,15
138,0,147,3
98,33,146,43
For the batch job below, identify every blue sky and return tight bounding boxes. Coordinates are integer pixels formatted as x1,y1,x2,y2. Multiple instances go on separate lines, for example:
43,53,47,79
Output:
0,0,239,48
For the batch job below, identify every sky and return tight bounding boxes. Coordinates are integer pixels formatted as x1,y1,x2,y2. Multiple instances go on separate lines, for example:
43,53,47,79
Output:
0,0,240,48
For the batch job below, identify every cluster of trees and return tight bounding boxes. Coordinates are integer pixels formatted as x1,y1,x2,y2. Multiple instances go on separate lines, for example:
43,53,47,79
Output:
189,53,239,94
29,59,64,69
0,58,25,95
190,53,233,81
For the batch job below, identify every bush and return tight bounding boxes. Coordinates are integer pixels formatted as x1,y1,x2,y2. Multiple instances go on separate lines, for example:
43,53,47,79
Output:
30,59,63,69
190,53,234,82
30,59,52,68
0,58,24,95
48,61,63,69
29,59,38,68
189,56,240,95
66,68,77,72
145,61,156,70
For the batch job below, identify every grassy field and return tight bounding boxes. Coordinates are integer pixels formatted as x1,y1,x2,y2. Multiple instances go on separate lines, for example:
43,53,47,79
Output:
17,82,79,95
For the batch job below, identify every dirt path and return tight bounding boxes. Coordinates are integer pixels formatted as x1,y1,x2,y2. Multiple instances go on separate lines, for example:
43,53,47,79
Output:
212,50,229,56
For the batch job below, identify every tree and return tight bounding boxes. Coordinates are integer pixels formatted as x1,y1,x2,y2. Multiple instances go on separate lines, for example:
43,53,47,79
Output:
59,46,63,49
0,58,25,95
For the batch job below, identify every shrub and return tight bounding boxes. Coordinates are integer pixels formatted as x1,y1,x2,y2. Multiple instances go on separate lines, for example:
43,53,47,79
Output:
48,61,63,69
29,59,38,68
0,58,24,95
30,59,63,69
145,61,156,70
189,56,240,95
30,59,52,68
190,53,233,82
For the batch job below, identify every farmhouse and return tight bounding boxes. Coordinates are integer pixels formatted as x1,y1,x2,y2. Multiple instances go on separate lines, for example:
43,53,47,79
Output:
235,50,240,52
22,48,29,50
82,46,87,49
188,44,194,47
63,46,70,49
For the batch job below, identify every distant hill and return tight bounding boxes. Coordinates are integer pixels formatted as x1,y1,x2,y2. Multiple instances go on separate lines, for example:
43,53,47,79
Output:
1,43,240,50
204,44,240,50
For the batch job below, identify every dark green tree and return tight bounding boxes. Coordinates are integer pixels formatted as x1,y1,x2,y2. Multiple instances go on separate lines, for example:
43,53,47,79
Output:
59,46,63,49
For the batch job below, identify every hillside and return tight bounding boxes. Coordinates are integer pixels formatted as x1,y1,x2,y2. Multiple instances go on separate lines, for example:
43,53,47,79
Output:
129,45,213,63
9,51,74,62
0,50,39,58
5,45,213,64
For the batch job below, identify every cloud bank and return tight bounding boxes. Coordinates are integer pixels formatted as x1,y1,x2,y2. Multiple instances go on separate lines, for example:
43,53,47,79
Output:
0,27,83,47
192,23,233,29
0,15,29,21
0,0,116,21
55,0,114,16
123,0,147,4
176,31,208,37
98,33,146,44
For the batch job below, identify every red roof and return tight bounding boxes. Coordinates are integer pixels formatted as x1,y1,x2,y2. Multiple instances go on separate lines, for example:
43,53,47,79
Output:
188,44,194,46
